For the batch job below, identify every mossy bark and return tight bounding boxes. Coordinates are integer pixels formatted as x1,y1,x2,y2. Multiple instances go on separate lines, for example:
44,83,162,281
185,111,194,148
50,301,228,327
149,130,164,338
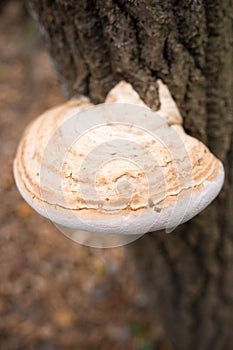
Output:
28,1,233,349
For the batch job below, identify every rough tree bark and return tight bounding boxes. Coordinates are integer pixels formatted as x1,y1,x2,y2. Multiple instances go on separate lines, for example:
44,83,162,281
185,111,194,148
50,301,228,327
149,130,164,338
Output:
28,1,232,349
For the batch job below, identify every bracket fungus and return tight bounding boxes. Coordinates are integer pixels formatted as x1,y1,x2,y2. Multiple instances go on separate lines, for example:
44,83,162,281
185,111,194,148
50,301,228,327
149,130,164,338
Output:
14,80,224,247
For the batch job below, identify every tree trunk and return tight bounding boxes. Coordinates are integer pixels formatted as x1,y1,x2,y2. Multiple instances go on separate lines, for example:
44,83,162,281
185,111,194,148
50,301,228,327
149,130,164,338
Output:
28,1,233,349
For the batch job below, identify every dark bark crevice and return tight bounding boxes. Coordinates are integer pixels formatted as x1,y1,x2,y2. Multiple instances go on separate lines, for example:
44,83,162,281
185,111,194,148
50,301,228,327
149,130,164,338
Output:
204,0,233,159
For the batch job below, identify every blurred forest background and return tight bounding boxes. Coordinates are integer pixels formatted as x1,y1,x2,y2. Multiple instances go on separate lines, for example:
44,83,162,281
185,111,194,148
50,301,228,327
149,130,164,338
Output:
0,1,172,349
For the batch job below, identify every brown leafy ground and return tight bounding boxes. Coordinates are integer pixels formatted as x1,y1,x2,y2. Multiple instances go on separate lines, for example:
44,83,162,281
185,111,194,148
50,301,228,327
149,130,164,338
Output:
0,2,172,350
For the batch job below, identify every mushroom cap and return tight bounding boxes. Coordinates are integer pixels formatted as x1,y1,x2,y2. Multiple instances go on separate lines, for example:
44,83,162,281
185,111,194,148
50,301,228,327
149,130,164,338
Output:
14,87,224,235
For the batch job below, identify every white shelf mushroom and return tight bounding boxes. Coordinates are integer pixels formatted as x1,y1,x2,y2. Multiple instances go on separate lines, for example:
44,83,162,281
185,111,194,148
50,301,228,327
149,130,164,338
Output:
13,81,224,247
